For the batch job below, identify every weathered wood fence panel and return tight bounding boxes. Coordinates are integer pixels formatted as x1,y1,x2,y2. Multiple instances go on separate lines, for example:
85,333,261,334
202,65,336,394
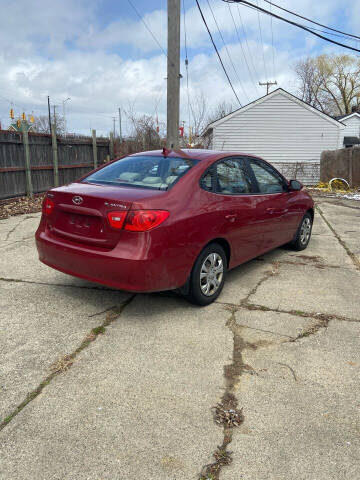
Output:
0,130,111,199
321,147,360,187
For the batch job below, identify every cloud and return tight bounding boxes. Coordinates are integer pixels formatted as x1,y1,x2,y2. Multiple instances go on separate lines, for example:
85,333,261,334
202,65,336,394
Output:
0,0,356,136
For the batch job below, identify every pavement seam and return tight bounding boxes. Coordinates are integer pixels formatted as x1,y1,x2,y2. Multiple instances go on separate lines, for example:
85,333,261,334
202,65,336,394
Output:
0,294,136,432
316,205,360,271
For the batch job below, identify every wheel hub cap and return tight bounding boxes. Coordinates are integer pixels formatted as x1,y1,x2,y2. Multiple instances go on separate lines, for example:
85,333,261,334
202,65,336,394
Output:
200,253,224,297
300,217,311,244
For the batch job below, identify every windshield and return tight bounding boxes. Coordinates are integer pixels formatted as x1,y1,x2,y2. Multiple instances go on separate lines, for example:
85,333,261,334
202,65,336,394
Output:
84,155,198,190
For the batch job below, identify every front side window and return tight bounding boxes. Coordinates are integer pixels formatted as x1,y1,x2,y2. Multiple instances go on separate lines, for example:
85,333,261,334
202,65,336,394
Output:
215,159,253,194
84,155,197,190
248,160,285,194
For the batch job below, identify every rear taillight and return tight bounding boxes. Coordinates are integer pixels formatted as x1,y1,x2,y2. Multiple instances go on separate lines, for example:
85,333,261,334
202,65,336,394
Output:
107,211,127,229
124,210,169,232
43,197,55,215
107,209,169,231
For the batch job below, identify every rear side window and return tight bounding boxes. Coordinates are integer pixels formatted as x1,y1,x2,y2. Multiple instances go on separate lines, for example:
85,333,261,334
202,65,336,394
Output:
248,159,286,194
215,159,253,194
84,155,198,190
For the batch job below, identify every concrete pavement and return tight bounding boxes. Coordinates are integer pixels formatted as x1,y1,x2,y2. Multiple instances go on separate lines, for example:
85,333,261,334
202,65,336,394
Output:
0,196,359,479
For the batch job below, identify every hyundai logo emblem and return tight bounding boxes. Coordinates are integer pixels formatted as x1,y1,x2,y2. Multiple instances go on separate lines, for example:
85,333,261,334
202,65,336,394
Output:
72,195,83,205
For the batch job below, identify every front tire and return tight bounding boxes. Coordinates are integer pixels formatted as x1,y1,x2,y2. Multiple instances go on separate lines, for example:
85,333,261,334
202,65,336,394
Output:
184,243,227,306
289,212,313,251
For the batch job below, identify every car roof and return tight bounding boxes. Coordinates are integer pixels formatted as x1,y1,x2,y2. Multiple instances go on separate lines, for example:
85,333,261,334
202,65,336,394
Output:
130,149,262,163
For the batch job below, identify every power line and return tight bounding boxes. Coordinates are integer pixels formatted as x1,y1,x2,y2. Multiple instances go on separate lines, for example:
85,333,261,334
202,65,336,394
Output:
227,3,259,94
261,0,360,41
236,4,261,87
255,0,268,79
195,0,242,106
206,0,249,102
126,0,170,61
268,1,275,79
223,1,360,53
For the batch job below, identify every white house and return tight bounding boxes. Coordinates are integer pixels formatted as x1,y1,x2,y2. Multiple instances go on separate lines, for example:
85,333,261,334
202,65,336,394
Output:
335,112,360,147
203,88,345,184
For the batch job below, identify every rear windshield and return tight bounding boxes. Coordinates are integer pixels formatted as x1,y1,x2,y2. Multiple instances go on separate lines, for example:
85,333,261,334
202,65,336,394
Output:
84,155,198,190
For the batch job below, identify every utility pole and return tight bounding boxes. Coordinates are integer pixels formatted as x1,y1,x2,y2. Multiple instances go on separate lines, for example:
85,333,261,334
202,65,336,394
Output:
112,117,116,138
259,81,277,95
47,96,52,135
167,0,181,149
118,107,122,143
53,105,57,135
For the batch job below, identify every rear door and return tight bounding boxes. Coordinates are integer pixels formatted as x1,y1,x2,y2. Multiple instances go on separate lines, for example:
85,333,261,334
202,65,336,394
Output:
246,157,299,249
209,157,263,265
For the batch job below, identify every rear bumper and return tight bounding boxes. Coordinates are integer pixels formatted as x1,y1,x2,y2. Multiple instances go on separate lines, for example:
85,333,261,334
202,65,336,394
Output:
35,224,186,292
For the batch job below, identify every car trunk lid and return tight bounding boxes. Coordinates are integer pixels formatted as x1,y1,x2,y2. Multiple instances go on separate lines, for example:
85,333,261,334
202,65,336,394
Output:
46,182,165,249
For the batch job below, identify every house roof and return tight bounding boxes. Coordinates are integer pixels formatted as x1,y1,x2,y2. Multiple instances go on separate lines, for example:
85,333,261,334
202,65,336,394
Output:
334,112,360,121
204,88,345,134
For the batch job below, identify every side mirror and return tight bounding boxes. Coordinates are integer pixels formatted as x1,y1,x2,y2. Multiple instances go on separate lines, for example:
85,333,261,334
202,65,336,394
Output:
289,179,303,191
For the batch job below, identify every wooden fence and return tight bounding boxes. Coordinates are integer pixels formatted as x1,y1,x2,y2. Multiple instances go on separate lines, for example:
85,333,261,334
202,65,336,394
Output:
321,147,360,187
0,129,114,200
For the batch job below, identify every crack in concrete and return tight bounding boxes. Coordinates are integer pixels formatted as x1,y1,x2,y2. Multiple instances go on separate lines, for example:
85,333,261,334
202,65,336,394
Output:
198,266,283,479
0,295,136,432
234,323,294,340
275,362,297,382
199,308,245,480
241,262,281,306
0,277,113,291
88,306,117,318
3,216,37,242
316,205,360,272
238,302,360,324
0,236,34,249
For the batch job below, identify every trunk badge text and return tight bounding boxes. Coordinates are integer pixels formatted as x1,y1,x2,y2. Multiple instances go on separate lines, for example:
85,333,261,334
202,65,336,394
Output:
104,202,127,209
72,196,83,205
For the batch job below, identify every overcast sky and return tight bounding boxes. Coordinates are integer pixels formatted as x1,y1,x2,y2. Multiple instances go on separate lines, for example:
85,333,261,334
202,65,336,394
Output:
0,0,359,136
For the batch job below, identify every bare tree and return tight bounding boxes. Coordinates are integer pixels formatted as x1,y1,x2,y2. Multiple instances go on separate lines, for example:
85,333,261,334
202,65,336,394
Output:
32,114,66,135
294,54,360,115
206,101,233,125
189,91,208,141
125,109,162,151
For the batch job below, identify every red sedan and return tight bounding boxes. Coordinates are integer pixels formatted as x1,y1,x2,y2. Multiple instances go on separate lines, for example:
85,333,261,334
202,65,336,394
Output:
36,149,314,305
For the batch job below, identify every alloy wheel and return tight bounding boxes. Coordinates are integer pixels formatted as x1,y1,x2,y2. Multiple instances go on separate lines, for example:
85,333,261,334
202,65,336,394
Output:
300,217,312,245
200,253,224,296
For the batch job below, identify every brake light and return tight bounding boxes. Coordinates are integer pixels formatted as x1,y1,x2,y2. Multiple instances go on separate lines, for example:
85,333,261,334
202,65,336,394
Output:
107,211,127,229
43,197,55,215
124,210,169,232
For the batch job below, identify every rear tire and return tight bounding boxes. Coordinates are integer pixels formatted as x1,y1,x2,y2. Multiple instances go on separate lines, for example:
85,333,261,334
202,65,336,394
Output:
184,243,227,306
288,212,313,251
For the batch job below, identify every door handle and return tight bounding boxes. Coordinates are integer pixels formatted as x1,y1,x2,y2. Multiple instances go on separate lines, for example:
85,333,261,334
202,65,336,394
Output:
266,208,275,214
225,214,237,222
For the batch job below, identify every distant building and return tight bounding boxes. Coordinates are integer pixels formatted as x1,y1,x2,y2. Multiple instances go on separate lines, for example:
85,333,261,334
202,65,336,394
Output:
334,112,360,146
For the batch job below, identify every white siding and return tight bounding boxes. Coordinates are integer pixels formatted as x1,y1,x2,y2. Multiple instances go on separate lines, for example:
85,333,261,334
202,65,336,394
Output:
212,92,341,166
341,116,360,139
272,162,320,185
